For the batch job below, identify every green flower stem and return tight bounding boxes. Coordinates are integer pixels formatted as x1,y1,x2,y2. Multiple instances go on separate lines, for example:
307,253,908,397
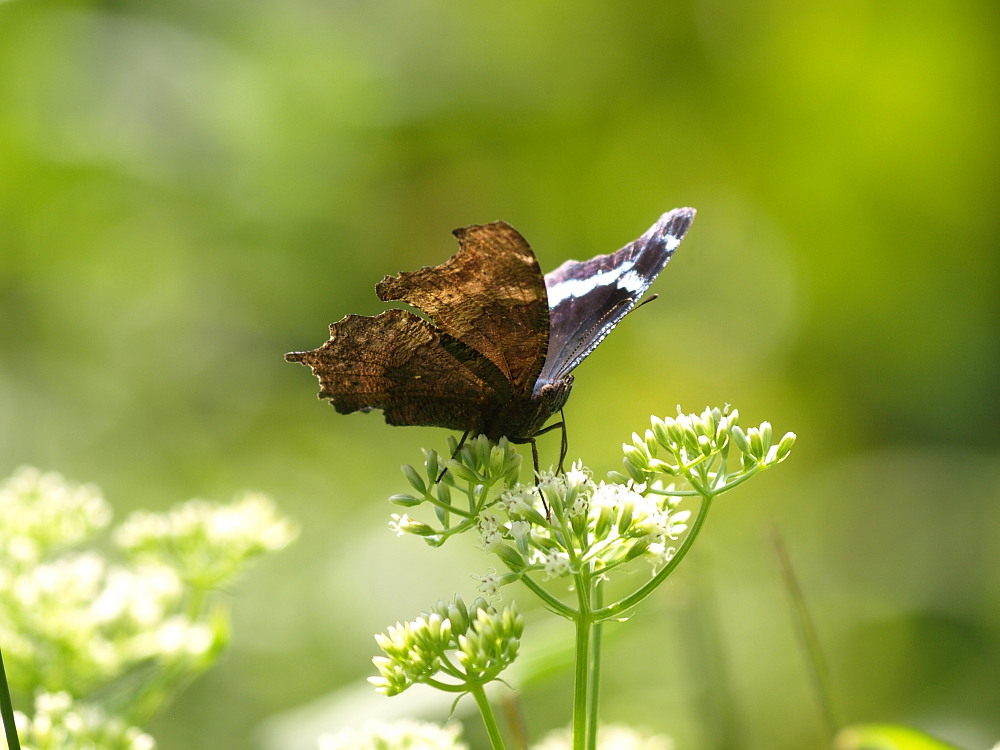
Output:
185,586,208,621
469,681,506,750
0,646,21,750
586,580,605,750
706,467,760,495
571,563,597,750
424,677,469,693
572,610,592,750
771,526,839,738
424,492,473,518
517,572,577,620
594,494,715,622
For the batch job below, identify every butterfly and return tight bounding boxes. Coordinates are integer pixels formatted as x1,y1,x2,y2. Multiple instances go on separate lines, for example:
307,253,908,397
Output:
286,207,695,472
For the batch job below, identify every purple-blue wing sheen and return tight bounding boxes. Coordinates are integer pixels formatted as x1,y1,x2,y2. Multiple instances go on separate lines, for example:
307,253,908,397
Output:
535,207,696,391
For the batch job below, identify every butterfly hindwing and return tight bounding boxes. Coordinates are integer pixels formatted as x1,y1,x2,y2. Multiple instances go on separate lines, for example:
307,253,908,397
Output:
536,208,695,388
375,222,550,397
285,309,509,433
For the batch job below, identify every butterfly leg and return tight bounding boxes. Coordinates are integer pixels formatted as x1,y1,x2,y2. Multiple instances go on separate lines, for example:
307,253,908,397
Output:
527,437,552,518
531,412,569,474
437,430,471,483
509,435,551,516
558,410,568,474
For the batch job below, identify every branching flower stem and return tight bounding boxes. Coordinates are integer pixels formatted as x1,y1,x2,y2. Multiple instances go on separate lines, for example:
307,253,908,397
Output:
469,682,505,750
595,494,714,622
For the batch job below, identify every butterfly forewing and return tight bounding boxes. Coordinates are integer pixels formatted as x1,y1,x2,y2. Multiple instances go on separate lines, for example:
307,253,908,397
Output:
375,222,550,397
536,207,695,388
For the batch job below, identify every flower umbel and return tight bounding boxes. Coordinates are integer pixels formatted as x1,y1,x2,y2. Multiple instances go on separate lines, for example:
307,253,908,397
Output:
388,436,522,546
115,493,298,590
620,406,796,494
370,596,523,697
391,409,794,626
468,465,692,612
0,467,297,747
9,692,156,750
0,467,111,566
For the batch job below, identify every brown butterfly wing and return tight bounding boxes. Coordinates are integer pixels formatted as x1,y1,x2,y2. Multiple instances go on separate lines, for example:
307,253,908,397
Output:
375,222,549,398
285,309,510,432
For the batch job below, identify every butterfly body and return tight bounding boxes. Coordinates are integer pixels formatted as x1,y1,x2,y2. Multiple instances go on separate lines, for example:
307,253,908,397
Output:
287,208,695,446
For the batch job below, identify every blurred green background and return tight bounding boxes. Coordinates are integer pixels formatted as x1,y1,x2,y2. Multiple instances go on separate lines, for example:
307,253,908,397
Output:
1,0,998,748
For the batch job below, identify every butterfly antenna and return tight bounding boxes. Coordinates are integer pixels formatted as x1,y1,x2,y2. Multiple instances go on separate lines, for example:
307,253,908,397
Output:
626,292,659,315
437,430,470,483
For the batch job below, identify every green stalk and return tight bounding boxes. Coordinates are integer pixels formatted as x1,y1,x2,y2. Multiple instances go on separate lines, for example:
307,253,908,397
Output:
469,682,506,750
586,579,605,749
571,611,592,750
0,646,21,750
771,525,839,738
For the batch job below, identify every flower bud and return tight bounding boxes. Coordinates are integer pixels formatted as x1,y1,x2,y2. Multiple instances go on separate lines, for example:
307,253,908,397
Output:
622,442,650,470
617,499,635,535
489,444,508,474
697,434,713,456
425,451,440,483
435,482,452,508
691,414,710,439
623,456,649,484
666,418,685,446
402,464,426,494
446,598,470,633
775,431,796,462
446,460,481,484
388,494,421,507
731,425,750,454
399,518,437,537
495,543,526,571
624,536,652,561
650,416,670,447
679,420,699,452
759,421,773,451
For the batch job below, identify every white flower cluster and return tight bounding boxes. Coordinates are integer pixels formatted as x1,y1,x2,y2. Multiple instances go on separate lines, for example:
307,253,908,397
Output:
0,551,200,693
7,691,156,750
318,720,467,750
0,467,111,565
478,462,691,586
0,467,297,747
115,492,298,589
